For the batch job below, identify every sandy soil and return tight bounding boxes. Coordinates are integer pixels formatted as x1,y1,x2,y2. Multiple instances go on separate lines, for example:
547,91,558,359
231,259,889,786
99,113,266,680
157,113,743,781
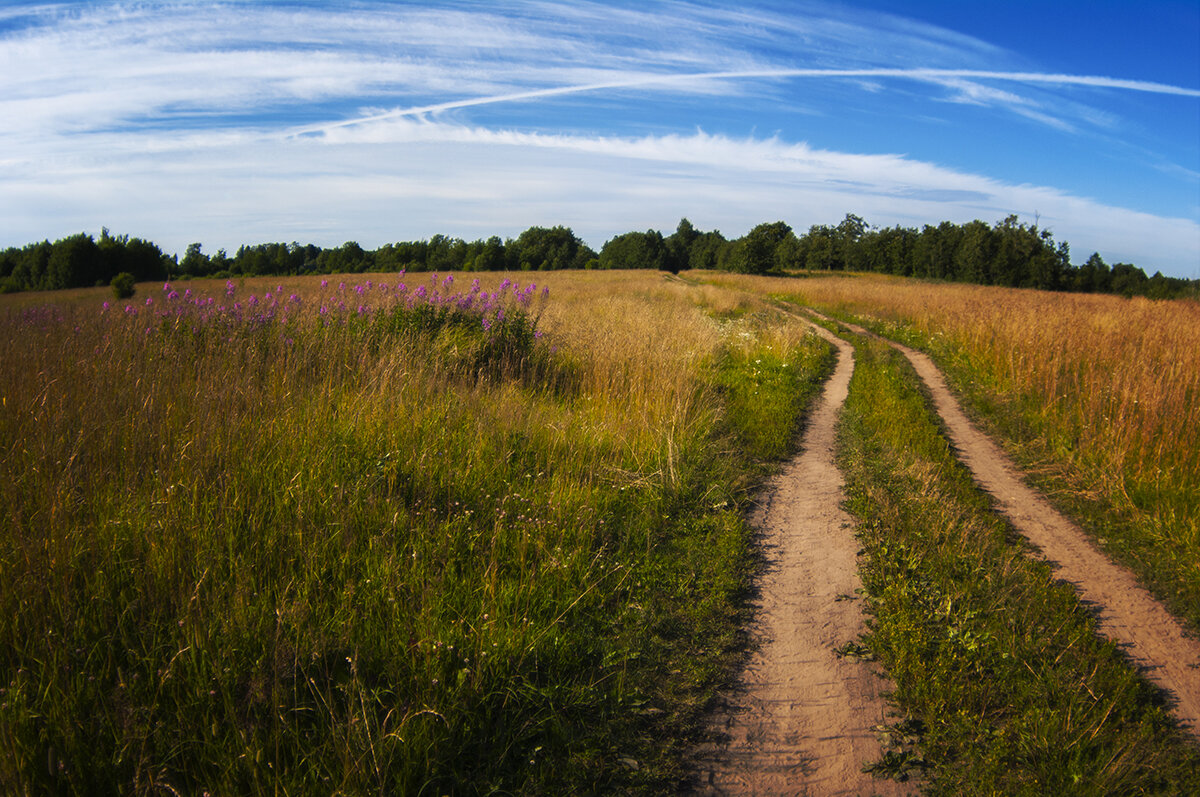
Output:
693,318,912,796
825,313,1200,740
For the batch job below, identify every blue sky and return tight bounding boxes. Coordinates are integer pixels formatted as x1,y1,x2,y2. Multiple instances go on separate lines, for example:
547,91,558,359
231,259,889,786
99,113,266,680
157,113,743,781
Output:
1,1,1197,277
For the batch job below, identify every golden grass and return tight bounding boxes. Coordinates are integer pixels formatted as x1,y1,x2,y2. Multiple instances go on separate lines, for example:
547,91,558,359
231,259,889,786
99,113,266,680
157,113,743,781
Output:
0,269,834,793
711,270,1200,625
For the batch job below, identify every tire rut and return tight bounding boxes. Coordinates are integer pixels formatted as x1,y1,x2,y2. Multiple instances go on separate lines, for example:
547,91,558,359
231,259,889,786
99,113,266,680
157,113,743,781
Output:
816,310,1200,740
693,316,912,796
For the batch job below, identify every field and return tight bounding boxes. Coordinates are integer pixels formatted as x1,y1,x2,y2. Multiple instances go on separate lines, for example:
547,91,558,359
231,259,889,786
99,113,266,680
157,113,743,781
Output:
0,271,831,794
2,269,1199,794
722,273,1200,633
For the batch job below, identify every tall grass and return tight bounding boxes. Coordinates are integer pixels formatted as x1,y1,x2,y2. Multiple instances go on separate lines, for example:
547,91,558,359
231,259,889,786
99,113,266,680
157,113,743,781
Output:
0,271,830,793
710,271,1200,632
834,333,1200,794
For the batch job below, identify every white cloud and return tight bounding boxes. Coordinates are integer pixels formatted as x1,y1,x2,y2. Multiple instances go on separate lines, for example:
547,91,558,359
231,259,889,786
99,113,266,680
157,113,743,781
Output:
0,1,1196,276
2,115,1194,275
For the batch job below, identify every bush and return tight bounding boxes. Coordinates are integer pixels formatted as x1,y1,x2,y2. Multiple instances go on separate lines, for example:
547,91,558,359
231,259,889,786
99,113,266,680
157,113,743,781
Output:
110,272,136,299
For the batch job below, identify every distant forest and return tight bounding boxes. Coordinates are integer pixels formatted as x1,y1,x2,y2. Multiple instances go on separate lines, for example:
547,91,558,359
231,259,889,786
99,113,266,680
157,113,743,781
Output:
2,215,1195,299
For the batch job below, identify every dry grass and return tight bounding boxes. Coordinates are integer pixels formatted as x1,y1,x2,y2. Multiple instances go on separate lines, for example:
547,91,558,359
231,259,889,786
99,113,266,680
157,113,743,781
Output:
711,270,1200,628
0,269,831,794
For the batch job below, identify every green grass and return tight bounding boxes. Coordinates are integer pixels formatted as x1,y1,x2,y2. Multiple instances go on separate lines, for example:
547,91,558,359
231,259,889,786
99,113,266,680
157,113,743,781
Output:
907,326,1200,637
0,278,832,794
831,328,1200,794
776,279,1200,639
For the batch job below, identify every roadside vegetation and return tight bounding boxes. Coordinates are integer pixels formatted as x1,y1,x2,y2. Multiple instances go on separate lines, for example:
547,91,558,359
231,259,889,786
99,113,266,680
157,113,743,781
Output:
750,274,1200,636
0,271,831,794
827,328,1200,793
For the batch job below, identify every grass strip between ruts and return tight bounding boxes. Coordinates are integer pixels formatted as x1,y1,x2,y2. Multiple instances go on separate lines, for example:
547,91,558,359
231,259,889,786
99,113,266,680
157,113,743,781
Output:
830,325,1200,794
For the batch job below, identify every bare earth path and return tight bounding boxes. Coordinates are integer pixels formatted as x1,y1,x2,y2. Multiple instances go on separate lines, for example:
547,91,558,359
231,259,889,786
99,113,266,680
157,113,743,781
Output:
821,311,1200,739
694,318,911,796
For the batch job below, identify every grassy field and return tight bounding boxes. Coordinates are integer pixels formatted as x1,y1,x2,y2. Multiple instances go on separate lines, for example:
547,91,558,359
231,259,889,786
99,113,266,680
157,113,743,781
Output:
0,271,833,794
831,329,1200,794
4,267,1198,793
713,272,1200,635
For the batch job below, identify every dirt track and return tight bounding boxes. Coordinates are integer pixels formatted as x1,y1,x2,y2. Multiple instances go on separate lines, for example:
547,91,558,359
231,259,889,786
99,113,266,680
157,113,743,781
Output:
695,307,1200,795
694,318,910,796
823,313,1200,739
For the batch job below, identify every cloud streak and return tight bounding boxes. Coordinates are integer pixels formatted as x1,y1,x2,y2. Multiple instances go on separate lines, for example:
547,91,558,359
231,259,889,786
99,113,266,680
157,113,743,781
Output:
294,68,1199,136
0,1,1196,277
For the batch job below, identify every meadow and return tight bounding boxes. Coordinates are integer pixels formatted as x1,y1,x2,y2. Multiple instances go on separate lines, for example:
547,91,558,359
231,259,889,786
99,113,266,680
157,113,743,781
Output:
0,271,831,794
4,267,1200,794
725,273,1200,634
711,271,1200,792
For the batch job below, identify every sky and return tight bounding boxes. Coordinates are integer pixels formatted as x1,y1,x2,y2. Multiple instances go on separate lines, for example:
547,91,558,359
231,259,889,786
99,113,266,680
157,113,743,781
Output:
1,0,1198,277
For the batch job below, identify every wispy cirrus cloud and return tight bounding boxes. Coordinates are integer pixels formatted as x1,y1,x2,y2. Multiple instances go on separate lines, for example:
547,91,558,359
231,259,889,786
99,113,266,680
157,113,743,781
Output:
0,0,1196,275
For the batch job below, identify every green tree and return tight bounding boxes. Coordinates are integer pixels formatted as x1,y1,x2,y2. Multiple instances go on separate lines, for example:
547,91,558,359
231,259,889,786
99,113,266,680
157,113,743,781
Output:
47,233,102,289
599,230,669,271
508,226,596,271
729,221,793,274
666,218,699,272
180,243,210,277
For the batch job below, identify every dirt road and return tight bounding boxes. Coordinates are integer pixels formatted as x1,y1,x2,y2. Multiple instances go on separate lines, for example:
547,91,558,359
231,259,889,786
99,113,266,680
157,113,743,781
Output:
824,312,1200,739
694,318,911,796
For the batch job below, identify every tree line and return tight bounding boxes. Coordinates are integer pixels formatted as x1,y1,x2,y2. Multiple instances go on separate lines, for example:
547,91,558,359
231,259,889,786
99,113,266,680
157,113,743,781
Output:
2,216,1194,299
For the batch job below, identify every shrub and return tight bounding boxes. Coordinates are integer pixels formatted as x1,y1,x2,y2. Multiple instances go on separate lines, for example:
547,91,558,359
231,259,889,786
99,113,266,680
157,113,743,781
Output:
110,272,136,299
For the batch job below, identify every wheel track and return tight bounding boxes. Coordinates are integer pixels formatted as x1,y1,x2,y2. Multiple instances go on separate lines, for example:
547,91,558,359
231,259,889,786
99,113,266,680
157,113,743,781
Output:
812,309,1200,739
694,314,912,796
